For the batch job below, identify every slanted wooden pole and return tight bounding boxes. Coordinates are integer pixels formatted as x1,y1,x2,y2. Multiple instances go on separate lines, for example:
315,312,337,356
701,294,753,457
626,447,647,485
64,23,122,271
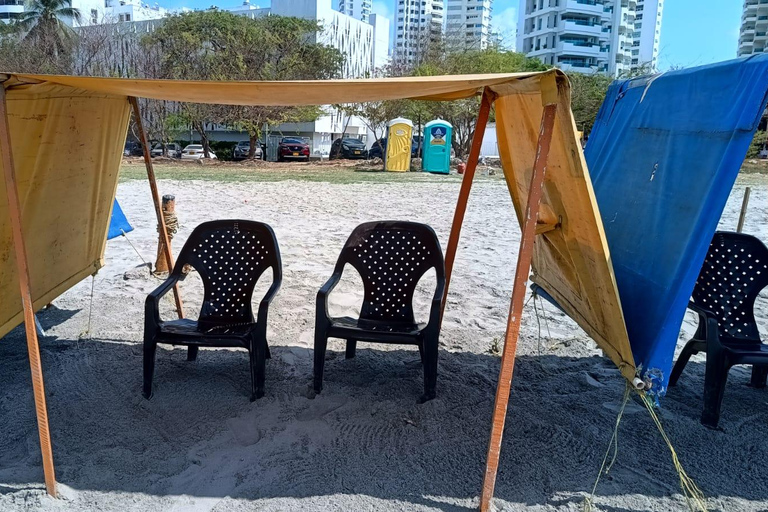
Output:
0,85,57,497
441,89,493,322
737,186,751,233
479,103,558,512
129,97,184,318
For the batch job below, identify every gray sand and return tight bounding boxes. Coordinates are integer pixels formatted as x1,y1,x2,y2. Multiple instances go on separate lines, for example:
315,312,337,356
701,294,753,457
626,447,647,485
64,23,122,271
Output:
0,171,766,511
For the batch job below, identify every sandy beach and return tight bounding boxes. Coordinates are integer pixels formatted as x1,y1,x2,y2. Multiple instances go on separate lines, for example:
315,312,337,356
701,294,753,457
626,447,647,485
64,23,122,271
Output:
0,164,766,511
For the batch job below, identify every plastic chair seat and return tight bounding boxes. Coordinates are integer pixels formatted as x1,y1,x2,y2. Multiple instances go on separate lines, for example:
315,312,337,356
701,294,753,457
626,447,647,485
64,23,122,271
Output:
327,316,426,341
155,318,258,345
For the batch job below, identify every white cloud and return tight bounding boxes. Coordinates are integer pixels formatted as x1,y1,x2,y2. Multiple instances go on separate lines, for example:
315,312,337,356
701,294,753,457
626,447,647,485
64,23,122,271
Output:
493,6,517,51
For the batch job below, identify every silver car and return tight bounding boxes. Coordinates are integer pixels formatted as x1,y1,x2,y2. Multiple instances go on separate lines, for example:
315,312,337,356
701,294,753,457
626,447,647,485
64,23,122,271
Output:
233,140,263,160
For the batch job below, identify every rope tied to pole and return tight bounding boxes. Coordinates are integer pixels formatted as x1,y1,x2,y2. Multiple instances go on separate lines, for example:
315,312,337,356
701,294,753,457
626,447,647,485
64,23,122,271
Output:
160,210,179,239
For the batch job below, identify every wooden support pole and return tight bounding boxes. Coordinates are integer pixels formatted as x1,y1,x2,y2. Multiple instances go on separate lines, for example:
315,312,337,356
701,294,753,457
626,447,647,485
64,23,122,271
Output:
479,103,558,512
737,186,751,233
0,86,58,497
441,89,493,322
129,97,184,318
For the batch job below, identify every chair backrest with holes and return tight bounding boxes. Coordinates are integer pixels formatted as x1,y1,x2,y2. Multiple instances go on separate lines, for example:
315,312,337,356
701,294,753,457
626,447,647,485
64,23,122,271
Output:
340,221,444,323
175,220,280,330
692,231,768,342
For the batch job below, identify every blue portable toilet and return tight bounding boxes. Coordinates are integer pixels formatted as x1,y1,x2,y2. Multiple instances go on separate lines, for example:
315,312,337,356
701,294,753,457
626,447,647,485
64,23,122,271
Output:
422,119,452,174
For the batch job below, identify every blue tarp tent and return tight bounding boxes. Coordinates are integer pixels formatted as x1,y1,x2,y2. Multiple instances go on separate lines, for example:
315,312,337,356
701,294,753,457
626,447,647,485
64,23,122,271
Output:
107,199,133,240
583,55,768,395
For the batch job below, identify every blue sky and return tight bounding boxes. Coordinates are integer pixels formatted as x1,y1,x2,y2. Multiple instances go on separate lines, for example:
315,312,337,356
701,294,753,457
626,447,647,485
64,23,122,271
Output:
172,0,743,71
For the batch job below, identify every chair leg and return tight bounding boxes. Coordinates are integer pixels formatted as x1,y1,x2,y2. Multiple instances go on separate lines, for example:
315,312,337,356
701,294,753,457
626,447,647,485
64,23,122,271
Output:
314,331,328,394
701,349,729,429
420,334,438,403
669,340,698,387
187,346,199,361
749,365,768,389
345,339,357,359
265,343,272,360
418,342,425,365
249,335,267,401
143,339,157,400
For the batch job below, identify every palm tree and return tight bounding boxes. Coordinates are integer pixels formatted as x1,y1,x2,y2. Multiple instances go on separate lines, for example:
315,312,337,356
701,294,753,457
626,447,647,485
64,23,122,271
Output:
18,0,81,56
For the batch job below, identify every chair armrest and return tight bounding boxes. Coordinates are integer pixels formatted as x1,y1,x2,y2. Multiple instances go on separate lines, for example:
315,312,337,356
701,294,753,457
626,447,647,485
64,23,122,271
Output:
687,300,715,319
316,271,343,321
426,277,446,332
145,274,182,328
687,301,721,348
257,279,282,324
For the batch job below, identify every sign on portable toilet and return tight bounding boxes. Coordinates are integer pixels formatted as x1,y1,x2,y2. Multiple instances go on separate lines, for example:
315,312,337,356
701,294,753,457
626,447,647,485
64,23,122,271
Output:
385,117,413,172
422,119,452,174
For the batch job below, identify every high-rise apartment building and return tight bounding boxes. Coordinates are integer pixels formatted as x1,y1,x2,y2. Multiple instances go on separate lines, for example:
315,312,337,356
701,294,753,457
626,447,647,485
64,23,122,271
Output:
517,0,662,77
445,0,493,51
394,0,444,65
338,0,372,22
632,0,662,69
739,0,768,57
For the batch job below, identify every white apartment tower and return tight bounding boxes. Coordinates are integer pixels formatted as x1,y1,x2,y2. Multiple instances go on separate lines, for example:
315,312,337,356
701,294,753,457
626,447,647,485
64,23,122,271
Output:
338,0,372,22
445,0,494,51
632,0,662,69
517,0,663,77
395,0,445,65
739,0,768,57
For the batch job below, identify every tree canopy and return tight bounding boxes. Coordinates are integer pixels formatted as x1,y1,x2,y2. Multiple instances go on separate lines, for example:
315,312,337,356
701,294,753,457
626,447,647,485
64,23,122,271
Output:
142,11,344,157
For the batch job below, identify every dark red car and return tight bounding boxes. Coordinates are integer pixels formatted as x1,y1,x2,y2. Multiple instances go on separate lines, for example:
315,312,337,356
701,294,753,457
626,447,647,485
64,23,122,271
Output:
277,137,310,162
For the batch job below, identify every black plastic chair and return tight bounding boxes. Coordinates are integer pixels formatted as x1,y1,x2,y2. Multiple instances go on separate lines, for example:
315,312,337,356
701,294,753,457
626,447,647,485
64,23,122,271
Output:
670,231,768,428
314,221,445,402
143,220,282,401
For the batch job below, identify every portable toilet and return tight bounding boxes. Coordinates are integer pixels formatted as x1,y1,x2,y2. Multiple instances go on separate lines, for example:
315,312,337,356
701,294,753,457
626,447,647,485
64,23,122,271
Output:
385,117,413,172
422,119,452,174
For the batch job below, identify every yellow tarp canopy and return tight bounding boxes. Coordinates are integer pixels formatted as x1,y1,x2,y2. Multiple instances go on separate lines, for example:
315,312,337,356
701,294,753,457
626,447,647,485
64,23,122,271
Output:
0,70,636,382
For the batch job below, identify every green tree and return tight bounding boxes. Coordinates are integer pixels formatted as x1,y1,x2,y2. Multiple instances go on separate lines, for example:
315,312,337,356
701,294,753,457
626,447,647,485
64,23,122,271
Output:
568,72,613,137
18,0,81,58
143,11,342,158
408,49,550,158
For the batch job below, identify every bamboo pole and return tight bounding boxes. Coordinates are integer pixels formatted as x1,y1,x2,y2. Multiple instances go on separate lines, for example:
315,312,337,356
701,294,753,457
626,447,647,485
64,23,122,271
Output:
737,186,751,233
479,103,558,512
441,89,494,322
128,97,184,318
0,86,57,497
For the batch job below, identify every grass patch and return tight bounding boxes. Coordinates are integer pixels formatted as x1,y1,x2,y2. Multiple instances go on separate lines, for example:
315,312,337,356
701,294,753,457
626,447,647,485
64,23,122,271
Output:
118,162,497,185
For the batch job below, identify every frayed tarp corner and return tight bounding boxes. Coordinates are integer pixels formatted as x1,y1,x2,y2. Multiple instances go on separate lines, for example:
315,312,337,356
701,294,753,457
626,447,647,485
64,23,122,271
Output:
107,199,133,240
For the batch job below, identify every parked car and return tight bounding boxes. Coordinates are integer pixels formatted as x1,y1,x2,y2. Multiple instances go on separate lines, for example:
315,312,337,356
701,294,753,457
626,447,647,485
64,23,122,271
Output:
233,140,264,160
124,141,143,156
277,137,310,161
368,137,387,159
367,136,422,160
181,144,217,160
151,143,182,158
329,137,368,160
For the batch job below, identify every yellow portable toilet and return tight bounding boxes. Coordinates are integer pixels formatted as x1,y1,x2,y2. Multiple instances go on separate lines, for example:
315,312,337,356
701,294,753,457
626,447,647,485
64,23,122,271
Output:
385,117,413,172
